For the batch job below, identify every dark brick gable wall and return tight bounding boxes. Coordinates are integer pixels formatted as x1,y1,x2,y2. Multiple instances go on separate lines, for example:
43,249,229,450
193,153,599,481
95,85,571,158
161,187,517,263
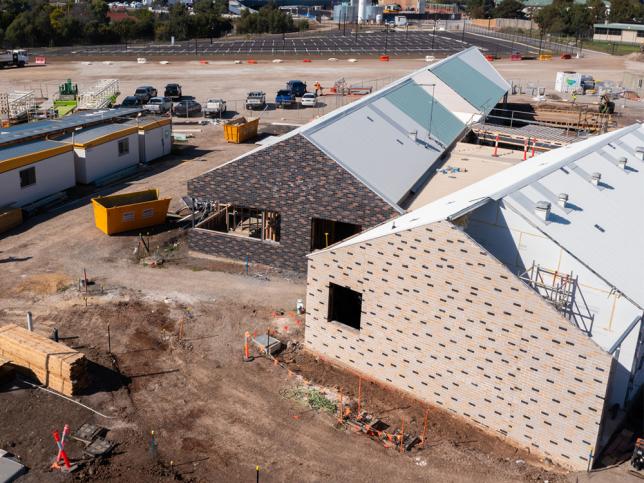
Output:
187,134,399,272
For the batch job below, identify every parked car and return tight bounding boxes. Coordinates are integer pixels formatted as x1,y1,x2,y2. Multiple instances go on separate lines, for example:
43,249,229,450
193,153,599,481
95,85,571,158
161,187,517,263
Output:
172,99,202,117
203,98,227,118
286,80,307,97
245,91,266,110
275,89,295,108
134,85,157,103
301,92,317,107
144,96,172,113
121,95,142,107
164,83,182,100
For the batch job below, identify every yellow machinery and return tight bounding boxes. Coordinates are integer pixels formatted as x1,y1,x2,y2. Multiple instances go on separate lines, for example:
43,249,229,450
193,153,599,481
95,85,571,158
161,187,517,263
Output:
91,189,171,235
223,117,260,144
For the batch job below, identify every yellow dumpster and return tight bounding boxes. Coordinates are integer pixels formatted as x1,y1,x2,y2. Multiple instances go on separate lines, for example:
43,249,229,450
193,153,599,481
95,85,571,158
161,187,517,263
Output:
91,189,171,235
223,117,260,144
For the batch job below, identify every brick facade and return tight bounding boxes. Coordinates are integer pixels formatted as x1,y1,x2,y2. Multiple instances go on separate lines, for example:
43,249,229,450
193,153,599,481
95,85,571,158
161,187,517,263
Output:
188,134,399,272
305,220,614,470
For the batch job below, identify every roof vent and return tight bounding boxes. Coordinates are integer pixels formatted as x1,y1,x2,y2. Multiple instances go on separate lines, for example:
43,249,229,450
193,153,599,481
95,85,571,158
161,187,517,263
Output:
618,157,627,169
591,172,601,186
558,193,569,208
637,146,644,160
535,201,551,221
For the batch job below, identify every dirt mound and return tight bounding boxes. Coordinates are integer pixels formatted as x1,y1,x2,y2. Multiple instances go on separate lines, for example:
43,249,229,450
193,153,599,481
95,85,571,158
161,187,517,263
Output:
626,52,644,62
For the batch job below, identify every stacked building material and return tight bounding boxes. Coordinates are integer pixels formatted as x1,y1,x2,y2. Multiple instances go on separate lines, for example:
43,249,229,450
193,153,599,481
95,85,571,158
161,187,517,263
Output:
0,324,87,396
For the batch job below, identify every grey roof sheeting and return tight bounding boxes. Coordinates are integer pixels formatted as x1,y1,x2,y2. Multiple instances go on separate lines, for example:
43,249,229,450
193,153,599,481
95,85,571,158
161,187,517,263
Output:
325,123,644,309
0,108,142,146
199,48,509,211
57,121,135,144
0,139,68,162
302,47,510,208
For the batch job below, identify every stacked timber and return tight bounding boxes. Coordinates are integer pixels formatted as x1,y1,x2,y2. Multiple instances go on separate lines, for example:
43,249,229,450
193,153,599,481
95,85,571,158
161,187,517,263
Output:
0,324,87,396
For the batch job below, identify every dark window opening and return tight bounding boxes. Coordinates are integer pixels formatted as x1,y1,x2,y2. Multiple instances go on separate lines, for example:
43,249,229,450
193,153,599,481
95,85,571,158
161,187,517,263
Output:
311,217,361,250
20,167,36,188
196,203,280,242
328,283,362,330
118,138,129,156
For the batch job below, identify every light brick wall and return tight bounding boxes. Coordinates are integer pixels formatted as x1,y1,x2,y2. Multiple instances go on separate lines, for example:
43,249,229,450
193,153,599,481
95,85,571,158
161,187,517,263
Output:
304,220,614,471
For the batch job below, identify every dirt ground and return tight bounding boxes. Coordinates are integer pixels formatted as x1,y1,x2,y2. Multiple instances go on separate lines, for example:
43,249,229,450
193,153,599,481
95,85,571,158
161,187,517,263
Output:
0,55,642,482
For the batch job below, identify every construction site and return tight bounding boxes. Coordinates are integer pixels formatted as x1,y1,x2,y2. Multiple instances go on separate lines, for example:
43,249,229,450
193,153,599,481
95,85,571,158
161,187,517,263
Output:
0,46,643,483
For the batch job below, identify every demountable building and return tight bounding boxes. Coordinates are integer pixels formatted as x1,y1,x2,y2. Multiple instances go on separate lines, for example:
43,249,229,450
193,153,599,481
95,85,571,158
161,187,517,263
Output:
304,123,644,471
0,140,74,208
130,117,172,164
58,123,139,184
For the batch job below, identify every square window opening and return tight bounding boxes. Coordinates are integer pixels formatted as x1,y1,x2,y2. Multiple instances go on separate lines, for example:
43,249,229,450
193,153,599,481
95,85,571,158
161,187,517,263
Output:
20,167,36,188
328,283,362,330
196,203,280,242
311,217,361,250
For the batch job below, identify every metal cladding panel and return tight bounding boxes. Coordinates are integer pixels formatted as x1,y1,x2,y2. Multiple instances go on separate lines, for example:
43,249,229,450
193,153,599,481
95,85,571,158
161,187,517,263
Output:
0,108,142,145
431,57,508,114
306,103,441,206
383,80,466,147
0,139,65,161
57,123,134,144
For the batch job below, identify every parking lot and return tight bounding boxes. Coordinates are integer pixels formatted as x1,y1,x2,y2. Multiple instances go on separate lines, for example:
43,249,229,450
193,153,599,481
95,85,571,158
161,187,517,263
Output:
36,28,546,58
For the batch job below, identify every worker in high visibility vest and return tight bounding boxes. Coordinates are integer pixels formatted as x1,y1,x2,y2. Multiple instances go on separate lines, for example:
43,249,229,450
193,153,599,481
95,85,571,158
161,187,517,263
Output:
314,81,322,96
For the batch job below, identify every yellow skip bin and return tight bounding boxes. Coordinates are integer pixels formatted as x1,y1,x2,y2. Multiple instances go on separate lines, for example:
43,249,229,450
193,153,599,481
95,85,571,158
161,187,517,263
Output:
92,189,171,235
223,117,260,144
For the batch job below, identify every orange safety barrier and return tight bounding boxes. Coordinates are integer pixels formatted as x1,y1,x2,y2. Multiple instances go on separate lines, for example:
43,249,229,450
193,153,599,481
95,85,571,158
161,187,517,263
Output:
492,134,499,157
561,53,571,60
485,54,495,61
247,59,257,64
35,56,46,65
379,55,390,62
199,59,208,64
510,54,521,61
303,59,312,63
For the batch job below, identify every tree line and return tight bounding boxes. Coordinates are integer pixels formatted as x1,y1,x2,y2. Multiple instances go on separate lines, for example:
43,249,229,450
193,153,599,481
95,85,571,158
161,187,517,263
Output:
466,0,644,36
0,0,308,48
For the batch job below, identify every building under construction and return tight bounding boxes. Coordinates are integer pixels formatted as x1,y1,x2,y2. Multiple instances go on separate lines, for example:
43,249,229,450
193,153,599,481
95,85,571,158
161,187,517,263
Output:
304,123,644,471
188,47,510,272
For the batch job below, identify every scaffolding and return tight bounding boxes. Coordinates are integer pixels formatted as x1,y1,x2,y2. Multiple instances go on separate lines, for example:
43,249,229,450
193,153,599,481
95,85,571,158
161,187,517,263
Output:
519,262,595,336
0,90,36,124
77,79,119,110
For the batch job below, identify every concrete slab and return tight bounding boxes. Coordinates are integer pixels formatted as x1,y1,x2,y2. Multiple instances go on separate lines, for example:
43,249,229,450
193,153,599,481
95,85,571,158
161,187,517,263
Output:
0,451,26,482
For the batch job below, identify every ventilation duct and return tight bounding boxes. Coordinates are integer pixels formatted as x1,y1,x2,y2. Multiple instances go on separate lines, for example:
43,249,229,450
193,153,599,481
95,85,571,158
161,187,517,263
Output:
535,201,551,221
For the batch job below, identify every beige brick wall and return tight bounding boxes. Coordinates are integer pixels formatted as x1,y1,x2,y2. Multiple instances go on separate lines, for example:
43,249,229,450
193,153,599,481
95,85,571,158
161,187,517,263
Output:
304,220,614,471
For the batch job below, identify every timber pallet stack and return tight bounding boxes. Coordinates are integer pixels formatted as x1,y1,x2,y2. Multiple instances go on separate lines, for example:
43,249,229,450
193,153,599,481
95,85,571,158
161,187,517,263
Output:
0,324,87,396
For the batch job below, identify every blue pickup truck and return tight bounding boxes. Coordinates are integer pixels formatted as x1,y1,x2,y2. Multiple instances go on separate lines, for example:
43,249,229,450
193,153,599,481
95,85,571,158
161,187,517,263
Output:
275,89,296,108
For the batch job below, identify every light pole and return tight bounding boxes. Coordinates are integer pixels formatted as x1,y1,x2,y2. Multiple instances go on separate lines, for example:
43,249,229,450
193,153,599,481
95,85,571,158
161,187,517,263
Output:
419,82,437,141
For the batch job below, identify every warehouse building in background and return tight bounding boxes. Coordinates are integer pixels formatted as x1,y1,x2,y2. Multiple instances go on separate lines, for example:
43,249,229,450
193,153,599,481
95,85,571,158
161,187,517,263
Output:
188,47,510,272
304,124,644,470
593,23,644,44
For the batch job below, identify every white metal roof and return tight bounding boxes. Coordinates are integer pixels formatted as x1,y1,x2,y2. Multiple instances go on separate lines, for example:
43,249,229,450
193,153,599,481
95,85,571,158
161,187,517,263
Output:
322,123,644,308
199,47,510,210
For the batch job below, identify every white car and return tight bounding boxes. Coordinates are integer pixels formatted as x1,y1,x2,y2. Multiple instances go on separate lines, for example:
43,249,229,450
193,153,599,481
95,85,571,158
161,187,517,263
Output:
301,92,317,107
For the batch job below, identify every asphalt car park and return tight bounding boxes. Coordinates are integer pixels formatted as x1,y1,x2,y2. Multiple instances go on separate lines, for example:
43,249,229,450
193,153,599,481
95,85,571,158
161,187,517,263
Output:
36,28,544,58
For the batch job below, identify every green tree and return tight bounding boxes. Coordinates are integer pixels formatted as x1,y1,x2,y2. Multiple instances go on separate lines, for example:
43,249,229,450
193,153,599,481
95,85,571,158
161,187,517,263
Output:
492,0,525,18
608,0,642,22
588,0,607,24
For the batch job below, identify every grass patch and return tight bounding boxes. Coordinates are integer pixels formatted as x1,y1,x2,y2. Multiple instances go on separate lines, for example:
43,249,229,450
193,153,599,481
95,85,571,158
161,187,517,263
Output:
281,385,337,414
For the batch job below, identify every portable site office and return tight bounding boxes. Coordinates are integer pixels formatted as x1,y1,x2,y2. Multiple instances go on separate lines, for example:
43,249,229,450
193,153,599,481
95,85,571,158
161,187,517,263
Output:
58,123,139,184
0,139,75,208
